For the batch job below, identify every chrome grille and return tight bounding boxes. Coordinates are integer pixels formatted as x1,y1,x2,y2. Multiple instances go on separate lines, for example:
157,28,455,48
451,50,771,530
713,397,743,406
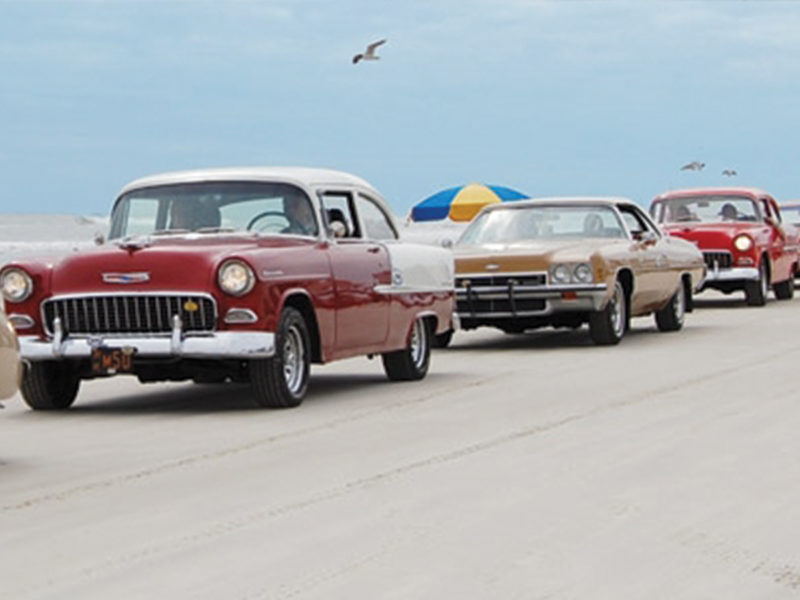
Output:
703,251,732,269
42,294,216,336
455,272,548,316
455,274,546,288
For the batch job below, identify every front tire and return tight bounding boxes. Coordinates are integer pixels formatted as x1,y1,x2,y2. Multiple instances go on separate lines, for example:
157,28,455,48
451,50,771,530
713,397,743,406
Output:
773,278,794,300
745,259,768,306
21,361,80,410
655,283,686,332
589,280,626,345
250,307,310,408
382,318,431,381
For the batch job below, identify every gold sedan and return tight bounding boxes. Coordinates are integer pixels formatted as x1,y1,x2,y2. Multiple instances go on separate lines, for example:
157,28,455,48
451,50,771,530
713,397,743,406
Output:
453,197,706,345
0,302,22,400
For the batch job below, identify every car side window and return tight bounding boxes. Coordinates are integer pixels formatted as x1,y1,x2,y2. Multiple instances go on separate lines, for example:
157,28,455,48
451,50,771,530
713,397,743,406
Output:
355,194,398,240
760,198,773,221
617,205,649,239
319,191,361,238
617,204,660,241
767,199,782,223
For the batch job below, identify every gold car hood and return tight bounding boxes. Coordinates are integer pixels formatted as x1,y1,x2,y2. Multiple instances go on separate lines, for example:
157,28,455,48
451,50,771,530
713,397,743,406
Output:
453,239,625,273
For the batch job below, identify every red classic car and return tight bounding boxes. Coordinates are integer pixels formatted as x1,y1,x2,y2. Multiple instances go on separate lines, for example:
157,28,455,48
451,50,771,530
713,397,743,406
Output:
1,168,454,410
650,187,799,305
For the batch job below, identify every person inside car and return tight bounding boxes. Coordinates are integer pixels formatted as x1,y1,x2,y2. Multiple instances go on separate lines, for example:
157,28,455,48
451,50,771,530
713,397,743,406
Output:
282,194,318,235
720,203,739,221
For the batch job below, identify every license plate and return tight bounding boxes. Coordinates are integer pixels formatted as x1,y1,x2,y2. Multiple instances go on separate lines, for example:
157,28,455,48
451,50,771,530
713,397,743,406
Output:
91,347,134,375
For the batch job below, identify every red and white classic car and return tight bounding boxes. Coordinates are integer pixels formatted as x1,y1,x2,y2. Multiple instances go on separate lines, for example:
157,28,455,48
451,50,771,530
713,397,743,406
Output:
650,187,799,305
1,168,454,410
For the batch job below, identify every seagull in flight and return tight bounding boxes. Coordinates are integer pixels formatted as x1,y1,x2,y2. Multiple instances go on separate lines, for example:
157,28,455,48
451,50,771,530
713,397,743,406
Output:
353,39,386,64
722,169,737,177
680,161,705,171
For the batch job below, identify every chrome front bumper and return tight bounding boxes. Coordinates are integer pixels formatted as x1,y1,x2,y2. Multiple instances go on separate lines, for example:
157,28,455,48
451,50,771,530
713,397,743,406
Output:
703,267,760,283
455,283,609,318
19,330,275,362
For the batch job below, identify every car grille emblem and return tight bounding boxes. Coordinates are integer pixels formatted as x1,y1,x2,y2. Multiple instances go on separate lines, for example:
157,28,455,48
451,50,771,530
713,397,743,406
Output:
183,300,199,312
102,272,150,284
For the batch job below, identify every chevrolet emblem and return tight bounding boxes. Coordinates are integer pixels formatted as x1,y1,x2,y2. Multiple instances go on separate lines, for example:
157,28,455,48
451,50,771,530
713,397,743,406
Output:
102,272,150,284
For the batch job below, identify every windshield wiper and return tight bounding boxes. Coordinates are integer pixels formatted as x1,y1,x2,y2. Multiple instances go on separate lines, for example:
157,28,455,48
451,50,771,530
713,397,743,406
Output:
195,227,237,234
151,229,191,236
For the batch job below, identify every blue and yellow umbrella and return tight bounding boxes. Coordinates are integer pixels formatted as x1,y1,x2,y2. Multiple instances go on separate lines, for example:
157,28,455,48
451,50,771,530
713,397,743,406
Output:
411,183,528,222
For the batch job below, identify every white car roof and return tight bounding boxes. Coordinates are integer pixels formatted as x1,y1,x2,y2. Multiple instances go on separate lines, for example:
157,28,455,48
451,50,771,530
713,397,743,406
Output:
118,167,381,197
482,196,635,211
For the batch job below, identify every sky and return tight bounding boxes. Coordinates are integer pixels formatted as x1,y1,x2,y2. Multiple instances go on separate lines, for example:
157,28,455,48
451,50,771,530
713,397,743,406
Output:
2,0,800,216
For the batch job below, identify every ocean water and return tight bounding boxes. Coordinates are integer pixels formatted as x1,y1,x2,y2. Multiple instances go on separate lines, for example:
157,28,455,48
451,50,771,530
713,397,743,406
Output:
0,214,108,266
0,213,459,269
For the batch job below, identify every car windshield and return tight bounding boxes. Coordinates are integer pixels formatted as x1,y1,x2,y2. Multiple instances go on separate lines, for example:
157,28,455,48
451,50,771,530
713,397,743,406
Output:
458,204,626,246
781,206,800,225
652,195,761,224
108,181,319,240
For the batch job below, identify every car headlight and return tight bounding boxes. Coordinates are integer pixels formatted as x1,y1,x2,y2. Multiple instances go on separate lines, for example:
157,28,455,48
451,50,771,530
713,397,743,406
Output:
573,263,593,283
552,264,572,283
1,268,33,303
218,260,255,296
733,234,753,252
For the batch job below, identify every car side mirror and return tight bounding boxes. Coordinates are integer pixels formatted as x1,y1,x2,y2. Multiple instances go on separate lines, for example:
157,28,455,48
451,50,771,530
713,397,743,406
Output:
638,231,658,245
93,231,105,246
329,221,347,239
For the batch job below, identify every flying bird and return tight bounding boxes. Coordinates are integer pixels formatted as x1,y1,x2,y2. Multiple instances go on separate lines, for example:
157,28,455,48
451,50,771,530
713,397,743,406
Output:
353,39,386,64
680,161,706,171
722,169,738,177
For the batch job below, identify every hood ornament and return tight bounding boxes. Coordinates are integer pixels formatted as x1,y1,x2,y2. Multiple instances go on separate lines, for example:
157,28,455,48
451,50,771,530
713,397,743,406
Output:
102,272,151,284
117,236,151,252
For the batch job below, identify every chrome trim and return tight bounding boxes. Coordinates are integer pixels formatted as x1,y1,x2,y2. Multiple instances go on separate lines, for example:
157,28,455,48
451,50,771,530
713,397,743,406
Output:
20,331,275,361
40,292,218,337
52,317,64,353
702,267,760,282
374,284,454,295
102,272,151,284
224,308,258,324
8,314,35,329
455,283,607,296
170,314,182,354
457,270,549,279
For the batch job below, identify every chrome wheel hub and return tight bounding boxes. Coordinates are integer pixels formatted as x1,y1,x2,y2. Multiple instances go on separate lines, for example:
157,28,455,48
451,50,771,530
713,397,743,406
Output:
610,283,625,338
282,325,305,394
674,286,685,321
409,319,426,368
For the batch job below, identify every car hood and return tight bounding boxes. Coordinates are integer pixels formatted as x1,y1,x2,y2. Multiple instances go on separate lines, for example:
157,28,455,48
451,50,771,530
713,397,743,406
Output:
661,222,764,249
25,234,316,295
453,239,625,273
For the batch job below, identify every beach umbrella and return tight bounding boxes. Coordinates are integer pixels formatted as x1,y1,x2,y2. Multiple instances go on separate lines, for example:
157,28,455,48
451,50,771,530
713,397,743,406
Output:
411,183,528,222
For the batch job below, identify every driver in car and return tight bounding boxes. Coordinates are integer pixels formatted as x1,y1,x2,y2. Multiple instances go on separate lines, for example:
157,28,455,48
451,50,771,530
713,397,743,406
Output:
282,194,318,236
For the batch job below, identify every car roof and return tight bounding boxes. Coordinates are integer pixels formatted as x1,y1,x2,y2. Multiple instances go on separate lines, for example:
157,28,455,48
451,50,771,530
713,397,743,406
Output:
118,167,381,197
482,196,636,211
653,187,772,201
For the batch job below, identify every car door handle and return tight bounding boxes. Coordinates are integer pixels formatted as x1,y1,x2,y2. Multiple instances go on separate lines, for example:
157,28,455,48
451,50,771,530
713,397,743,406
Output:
367,246,381,254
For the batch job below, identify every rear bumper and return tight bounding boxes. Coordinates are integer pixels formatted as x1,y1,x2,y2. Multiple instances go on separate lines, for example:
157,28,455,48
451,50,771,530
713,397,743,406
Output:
19,331,275,362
